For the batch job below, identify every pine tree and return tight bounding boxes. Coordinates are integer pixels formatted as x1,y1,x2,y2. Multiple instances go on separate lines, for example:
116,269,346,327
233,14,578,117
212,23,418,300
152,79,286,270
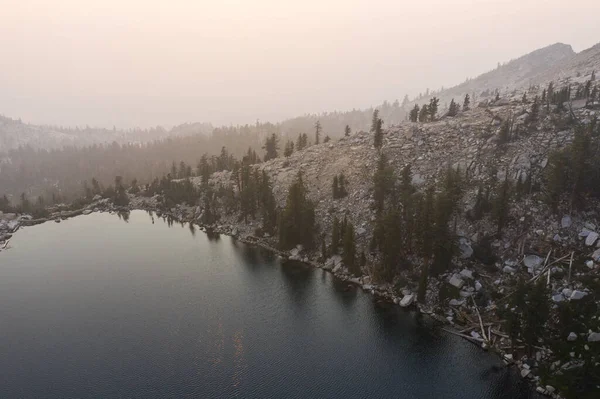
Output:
409,104,420,122
240,165,257,222
296,133,308,151
497,118,511,145
522,92,528,103
278,172,316,250
113,175,129,206
544,149,568,213
263,133,279,161
373,113,384,149
284,140,294,157
417,186,435,302
541,89,547,104
447,99,459,117
344,125,351,136
342,222,358,276
331,216,340,254
463,93,470,111
592,70,596,81
419,104,429,122
259,171,278,233
324,135,331,143
371,109,380,133
429,97,439,120
314,120,322,145
493,173,511,235
332,175,339,199
373,154,395,214
522,280,550,353
339,174,348,198
372,207,403,282
527,96,539,128
569,125,591,210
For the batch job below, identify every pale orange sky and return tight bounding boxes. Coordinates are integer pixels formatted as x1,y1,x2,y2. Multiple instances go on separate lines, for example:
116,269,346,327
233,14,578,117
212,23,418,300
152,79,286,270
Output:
1,0,599,128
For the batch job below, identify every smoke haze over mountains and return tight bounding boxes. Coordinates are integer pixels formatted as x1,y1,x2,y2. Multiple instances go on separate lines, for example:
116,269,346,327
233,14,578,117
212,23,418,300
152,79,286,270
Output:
1,0,599,129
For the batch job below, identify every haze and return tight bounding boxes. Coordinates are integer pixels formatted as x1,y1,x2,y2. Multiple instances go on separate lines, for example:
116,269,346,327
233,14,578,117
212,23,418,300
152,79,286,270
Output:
1,0,599,129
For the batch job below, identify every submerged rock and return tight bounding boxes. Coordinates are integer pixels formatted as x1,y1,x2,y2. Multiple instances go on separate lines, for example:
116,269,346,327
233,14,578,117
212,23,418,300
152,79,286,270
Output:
399,294,415,307
568,332,577,341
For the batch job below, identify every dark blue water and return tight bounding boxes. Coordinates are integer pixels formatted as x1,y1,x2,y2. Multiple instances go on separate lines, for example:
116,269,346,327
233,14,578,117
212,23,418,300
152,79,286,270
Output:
0,211,535,398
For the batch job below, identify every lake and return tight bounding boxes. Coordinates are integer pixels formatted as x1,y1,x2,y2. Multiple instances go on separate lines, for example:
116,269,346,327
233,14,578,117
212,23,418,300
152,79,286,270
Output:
0,210,536,398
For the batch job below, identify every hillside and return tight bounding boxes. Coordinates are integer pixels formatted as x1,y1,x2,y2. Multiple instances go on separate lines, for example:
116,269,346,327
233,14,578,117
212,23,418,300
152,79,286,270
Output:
124,74,599,398
3,39,600,398
0,115,213,152
2,42,590,153
405,42,600,114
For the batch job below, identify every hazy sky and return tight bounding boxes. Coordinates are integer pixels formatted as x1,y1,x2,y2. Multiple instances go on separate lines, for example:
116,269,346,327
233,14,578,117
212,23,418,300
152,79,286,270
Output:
1,0,599,129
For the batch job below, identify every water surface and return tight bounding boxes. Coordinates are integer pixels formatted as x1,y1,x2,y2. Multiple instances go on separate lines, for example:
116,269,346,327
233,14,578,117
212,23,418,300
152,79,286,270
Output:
0,211,535,398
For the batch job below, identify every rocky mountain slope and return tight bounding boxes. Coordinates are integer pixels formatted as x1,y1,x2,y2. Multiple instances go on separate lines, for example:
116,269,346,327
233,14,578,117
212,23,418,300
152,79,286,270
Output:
3,41,600,398
405,42,600,113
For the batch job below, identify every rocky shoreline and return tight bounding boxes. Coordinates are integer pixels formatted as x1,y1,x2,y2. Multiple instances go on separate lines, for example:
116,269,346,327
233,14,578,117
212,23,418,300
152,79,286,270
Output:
1,198,564,398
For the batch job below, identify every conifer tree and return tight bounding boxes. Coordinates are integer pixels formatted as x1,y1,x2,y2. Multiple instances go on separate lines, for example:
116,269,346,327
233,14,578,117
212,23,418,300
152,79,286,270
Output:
447,99,459,116
374,118,384,149
324,135,331,143
409,104,420,122
331,216,340,254
373,154,395,214
527,96,539,128
463,93,470,111
332,175,339,199
419,104,429,122
314,120,322,145
522,92,528,103
569,125,591,210
497,118,511,145
263,133,279,161
401,94,410,108
372,207,403,282
284,140,294,157
417,186,435,301
259,171,278,233
344,125,351,136
342,222,358,276
113,175,130,206
429,97,439,120
544,149,568,213
278,172,316,250
541,89,546,104
371,109,380,133
493,173,511,235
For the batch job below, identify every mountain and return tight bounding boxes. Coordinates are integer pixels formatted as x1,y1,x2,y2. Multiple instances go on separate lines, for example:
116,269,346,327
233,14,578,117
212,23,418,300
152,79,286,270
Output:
0,115,213,152
404,43,577,111
2,42,588,152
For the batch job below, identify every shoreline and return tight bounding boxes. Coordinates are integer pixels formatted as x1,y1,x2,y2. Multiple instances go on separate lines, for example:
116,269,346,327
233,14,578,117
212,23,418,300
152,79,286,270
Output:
2,204,554,397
